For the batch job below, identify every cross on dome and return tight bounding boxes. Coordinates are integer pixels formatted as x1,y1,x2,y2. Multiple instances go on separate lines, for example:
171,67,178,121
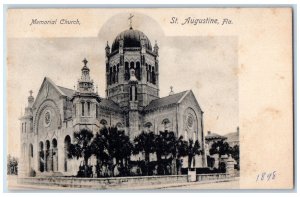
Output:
128,13,134,29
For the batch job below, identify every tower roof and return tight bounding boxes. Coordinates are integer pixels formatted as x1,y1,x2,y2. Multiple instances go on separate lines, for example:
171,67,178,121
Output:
111,29,152,52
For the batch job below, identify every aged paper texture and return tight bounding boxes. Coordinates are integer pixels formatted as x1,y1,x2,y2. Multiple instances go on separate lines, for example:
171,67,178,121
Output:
6,8,293,190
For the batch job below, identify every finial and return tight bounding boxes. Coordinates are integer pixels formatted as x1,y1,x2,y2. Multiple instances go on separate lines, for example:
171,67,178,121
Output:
82,58,88,66
128,13,134,29
169,86,174,95
29,90,33,97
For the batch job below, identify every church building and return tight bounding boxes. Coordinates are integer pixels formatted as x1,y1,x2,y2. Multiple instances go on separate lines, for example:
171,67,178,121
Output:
19,23,207,177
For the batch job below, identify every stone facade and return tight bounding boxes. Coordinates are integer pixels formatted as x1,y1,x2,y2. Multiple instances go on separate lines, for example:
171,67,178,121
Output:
19,27,207,177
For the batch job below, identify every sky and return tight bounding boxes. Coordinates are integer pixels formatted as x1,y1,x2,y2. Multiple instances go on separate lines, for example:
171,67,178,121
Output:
7,12,238,157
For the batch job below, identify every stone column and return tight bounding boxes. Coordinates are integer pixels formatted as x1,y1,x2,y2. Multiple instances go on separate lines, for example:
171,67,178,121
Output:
49,149,53,171
53,148,58,171
44,149,47,172
225,155,235,177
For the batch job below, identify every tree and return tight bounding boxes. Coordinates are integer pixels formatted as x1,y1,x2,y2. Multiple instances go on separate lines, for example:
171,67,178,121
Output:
68,128,94,177
99,127,133,176
133,131,156,175
7,154,18,175
187,139,202,169
209,140,230,170
174,136,188,174
229,145,240,170
154,130,177,175
91,128,110,176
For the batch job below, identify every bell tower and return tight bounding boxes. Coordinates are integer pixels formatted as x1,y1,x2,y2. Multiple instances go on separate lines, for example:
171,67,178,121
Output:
105,25,159,111
71,58,101,133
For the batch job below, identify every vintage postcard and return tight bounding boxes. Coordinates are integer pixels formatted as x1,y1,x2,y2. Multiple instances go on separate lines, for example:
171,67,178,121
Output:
5,7,294,190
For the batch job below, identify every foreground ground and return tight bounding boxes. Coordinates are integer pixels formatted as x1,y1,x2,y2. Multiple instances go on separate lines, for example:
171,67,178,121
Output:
6,175,239,191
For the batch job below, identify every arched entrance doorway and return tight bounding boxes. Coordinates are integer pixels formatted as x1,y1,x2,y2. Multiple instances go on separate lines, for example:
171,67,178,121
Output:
39,141,44,172
28,144,33,173
45,140,50,172
52,138,58,171
64,135,71,172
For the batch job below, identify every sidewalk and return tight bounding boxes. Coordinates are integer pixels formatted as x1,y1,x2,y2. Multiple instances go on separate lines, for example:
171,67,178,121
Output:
7,175,239,191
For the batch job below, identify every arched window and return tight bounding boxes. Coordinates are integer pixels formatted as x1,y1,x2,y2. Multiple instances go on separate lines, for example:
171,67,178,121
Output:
24,122,27,133
130,62,134,69
149,65,153,83
116,64,119,83
100,119,108,126
45,140,50,171
162,119,171,131
147,64,151,82
81,101,85,116
130,86,133,101
112,66,116,84
52,138,58,171
125,62,129,80
109,67,113,85
39,141,44,151
52,138,57,148
64,135,71,172
96,104,98,118
87,101,91,116
144,122,153,132
130,85,137,101
116,122,123,130
146,64,149,82
39,142,44,172
152,68,156,84
29,144,33,158
136,62,141,80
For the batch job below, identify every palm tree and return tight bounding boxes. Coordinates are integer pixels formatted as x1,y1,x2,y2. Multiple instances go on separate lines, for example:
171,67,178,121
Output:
209,140,230,170
105,127,133,176
187,139,202,169
68,128,94,177
155,130,177,175
91,128,110,176
133,131,156,175
174,136,189,174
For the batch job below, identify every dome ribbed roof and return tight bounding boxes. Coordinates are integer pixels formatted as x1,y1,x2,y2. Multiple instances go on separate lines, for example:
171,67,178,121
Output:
111,28,152,52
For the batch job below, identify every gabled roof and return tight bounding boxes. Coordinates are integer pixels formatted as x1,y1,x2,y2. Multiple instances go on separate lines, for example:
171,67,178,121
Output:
144,90,189,111
99,98,122,112
224,132,239,143
205,132,227,141
57,86,75,98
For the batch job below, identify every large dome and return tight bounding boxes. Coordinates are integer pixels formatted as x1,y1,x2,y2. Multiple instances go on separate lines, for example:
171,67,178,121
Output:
111,28,152,52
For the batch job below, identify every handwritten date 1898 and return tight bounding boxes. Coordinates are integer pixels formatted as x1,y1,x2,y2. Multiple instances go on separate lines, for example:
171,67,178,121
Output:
256,171,276,182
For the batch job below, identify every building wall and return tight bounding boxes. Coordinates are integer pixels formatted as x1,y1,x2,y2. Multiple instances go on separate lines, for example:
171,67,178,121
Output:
143,106,177,134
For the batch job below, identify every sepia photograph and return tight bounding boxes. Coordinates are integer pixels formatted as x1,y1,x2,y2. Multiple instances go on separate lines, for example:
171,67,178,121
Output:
4,7,293,191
